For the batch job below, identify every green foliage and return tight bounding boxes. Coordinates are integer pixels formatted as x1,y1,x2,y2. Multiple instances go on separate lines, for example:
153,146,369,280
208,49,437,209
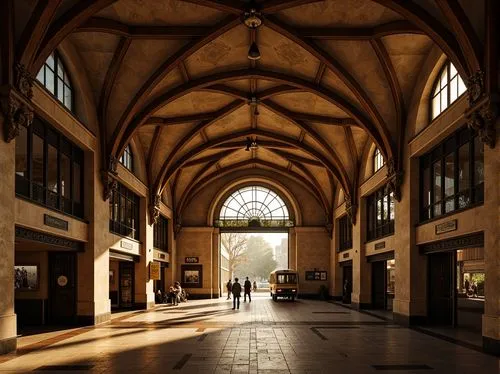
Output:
234,235,277,280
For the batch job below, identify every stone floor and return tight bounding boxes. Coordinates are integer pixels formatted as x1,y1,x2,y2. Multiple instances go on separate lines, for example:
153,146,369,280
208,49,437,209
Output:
1,294,498,373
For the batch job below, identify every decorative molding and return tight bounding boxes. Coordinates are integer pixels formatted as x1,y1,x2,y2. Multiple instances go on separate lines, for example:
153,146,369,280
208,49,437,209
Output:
0,85,34,143
15,63,34,100
101,171,117,201
15,226,83,251
345,193,357,225
149,194,161,226
419,232,484,254
465,71,497,149
108,154,118,174
174,216,182,239
385,158,403,201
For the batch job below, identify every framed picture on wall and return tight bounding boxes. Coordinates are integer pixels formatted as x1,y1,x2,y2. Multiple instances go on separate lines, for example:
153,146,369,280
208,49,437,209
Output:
181,264,203,288
14,265,39,290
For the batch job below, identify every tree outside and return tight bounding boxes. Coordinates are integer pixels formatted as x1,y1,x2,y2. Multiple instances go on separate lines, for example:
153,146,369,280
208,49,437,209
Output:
221,232,248,280
234,235,278,281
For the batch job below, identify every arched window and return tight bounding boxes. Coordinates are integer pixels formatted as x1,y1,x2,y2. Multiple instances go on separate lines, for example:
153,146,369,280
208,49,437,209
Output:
36,52,73,111
431,61,467,120
218,186,292,228
373,147,384,173
119,144,133,172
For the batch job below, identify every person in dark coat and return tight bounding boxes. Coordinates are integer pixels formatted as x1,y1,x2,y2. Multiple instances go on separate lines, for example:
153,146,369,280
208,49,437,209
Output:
232,278,241,310
244,277,252,302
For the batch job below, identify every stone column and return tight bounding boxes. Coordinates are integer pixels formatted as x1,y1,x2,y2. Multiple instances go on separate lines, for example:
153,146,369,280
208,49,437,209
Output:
165,218,176,286
351,198,371,309
482,132,499,354
288,228,297,270
392,156,427,325
0,137,17,353
77,151,111,325
212,228,220,298
134,197,154,309
329,220,342,299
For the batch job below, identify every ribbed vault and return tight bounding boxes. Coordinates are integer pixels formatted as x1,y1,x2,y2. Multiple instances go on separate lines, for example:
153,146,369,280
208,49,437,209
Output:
13,0,484,226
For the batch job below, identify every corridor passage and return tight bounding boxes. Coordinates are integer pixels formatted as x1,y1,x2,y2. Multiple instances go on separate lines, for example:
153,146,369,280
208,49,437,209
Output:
1,294,497,374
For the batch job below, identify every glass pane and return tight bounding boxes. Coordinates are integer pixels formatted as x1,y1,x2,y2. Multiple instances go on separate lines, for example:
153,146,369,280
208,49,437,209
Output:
32,134,44,185
57,78,64,102
441,88,448,112
458,75,467,96
47,54,55,69
73,162,81,203
474,136,484,186
47,144,58,193
57,60,63,76
15,126,28,177
64,87,72,110
60,153,71,198
45,68,55,94
376,197,382,226
450,77,458,103
450,63,457,77
440,68,448,89
444,153,454,198
389,192,395,220
458,144,470,192
433,160,442,202
432,95,440,119
422,166,430,208
36,69,44,84
434,203,442,217
383,194,389,221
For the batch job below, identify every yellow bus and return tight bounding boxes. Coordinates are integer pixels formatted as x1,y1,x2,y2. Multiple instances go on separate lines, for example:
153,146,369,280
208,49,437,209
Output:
269,269,299,301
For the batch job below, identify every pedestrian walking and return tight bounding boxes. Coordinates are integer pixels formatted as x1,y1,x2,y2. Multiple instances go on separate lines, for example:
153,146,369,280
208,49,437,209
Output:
226,279,232,300
232,278,241,310
244,277,252,302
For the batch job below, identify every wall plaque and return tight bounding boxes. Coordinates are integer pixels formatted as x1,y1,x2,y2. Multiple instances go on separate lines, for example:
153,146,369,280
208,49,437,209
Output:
44,214,68,231
185,256,199,263
120,241,133,250
435,219,457,234
374,241,386,250
149,261,161,280
342,252,349,259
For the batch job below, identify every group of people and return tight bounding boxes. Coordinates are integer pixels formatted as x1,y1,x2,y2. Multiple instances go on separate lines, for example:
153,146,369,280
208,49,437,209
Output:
226,277,257,310
156,281,186,306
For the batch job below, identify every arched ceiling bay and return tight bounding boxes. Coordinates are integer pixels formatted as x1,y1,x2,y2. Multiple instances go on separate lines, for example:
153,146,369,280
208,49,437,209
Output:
19,0,482,222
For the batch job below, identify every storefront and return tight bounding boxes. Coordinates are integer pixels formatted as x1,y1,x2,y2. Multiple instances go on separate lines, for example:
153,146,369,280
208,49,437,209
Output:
368,251,395,311
152,249,169,303
109,251,136,310
340,260,352,304
14,226,83,327
420,232,484,330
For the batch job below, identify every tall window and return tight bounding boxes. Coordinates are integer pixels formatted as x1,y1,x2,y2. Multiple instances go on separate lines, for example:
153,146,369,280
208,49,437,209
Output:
420,127,483,222
36,52,73,111
109,182,139,239
367,186,395,241
154,215,169,251
338,214,352,251
431,61,467,120
373,148,384,173
120,144,133,172
15,117,84,217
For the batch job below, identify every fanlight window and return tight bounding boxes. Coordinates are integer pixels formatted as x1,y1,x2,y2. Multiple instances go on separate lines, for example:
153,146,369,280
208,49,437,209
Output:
119,144,133,171
373,147,384,173
218,186,291,228
36,52,73,111
431,61,467,120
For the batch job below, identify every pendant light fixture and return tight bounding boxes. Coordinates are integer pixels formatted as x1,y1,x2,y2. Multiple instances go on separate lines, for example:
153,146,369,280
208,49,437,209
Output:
243,8,262,61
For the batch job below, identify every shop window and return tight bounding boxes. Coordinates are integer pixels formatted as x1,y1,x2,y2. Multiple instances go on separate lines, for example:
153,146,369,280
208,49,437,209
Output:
337,214,352,251
15,117,84,218
366,185,395,241
36,52,73,111
153,215,169,251
431,61,467,120
119,144,133,172
109,182,139,240
373,147,384,173
419,127,483,222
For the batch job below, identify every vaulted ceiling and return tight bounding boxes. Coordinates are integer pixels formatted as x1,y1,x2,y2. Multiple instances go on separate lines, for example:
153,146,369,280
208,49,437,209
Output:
12,0,484,221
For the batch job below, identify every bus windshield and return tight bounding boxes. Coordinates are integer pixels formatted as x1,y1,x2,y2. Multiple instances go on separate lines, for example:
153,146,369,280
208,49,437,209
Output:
277,273,297,284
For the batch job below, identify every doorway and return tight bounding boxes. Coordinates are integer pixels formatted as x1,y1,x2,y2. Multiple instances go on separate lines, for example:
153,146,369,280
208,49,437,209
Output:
48,252,77,324
342,264,352,304
428,251,455,325
371,258,396,311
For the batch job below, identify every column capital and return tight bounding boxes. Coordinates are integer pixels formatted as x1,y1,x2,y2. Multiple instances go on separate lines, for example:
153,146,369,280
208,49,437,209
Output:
148,193,161,226
101,171,117,201
385,157,404,202
345,193,357,225
0,85,34,143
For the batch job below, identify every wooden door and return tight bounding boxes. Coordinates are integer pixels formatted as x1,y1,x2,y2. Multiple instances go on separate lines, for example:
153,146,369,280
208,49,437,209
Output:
372,261,386,309
49,252,76,324
119,262,134,308
428,252,454,325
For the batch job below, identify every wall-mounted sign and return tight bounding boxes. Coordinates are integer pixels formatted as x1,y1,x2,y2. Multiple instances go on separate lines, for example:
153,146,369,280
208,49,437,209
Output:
120,241,133,250
374,241,386,250
149,261,161,280
57,275,68,287
342,252,349,259
44,214,68,231
185,256,199,263
435,219,457,235
305,271,327,281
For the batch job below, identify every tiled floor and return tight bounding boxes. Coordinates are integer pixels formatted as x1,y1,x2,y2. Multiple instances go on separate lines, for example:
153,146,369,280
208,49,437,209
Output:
1,294,498,373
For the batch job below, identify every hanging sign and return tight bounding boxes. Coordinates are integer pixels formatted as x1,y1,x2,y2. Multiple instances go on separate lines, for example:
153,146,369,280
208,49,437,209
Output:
149,261,161,280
